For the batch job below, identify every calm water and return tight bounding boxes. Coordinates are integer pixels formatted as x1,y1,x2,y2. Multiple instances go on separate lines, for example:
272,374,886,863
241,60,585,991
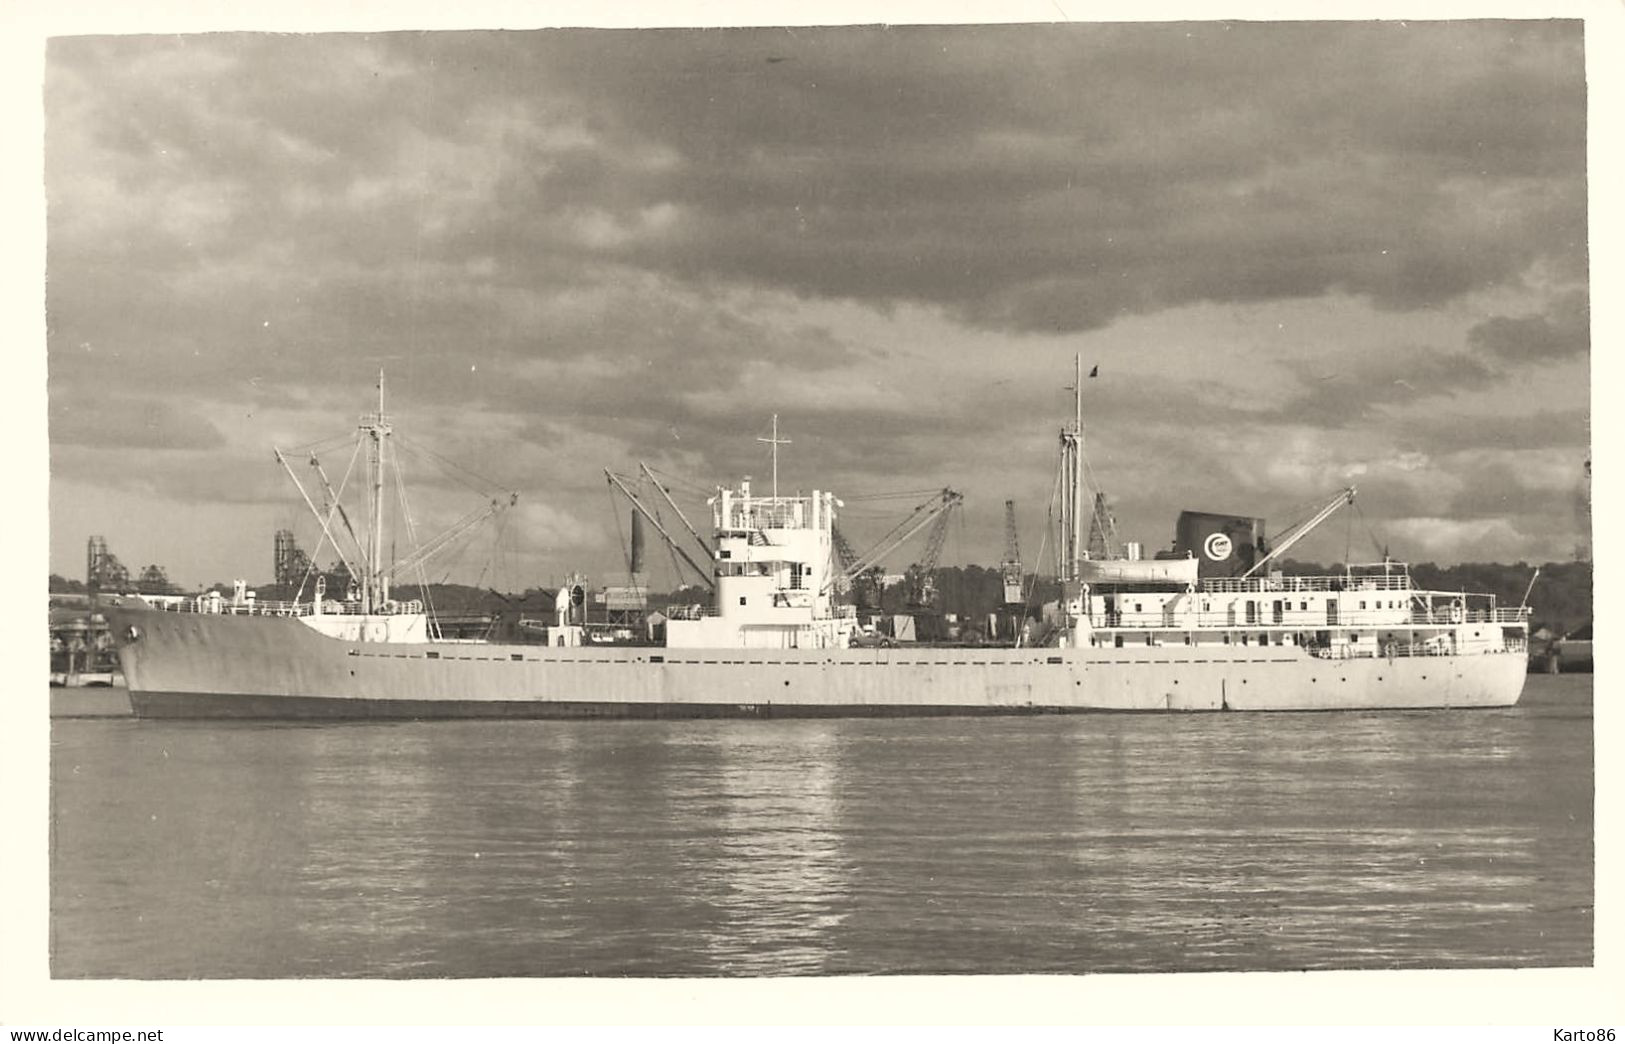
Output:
50,675,1592,978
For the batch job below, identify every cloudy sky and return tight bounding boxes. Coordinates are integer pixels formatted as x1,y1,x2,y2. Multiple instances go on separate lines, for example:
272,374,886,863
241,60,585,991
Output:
44,19,1591,591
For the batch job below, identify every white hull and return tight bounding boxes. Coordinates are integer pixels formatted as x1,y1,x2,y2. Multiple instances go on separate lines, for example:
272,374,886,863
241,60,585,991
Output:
111,606,1527,718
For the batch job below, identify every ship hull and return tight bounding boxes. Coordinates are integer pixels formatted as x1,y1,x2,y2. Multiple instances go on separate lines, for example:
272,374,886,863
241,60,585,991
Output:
110,606,1528,720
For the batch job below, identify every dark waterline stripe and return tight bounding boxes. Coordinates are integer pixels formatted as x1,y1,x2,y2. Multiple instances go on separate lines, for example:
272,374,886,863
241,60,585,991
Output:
128,690,1514,720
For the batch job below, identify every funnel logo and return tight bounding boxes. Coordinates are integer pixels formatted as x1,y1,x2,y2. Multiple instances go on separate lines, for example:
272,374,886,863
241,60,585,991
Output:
1203,532,1233,561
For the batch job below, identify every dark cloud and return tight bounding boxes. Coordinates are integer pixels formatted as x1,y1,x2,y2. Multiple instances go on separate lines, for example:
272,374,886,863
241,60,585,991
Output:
44,23,1593,575
471,22,1587,329
1395,407,1589,456
1467,289,1590,362
1274,348,1500,425
47,23,1587,372
1445,458,1577,522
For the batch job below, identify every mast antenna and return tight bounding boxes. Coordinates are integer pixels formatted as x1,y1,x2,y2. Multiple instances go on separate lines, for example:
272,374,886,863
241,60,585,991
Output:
756,414,791,500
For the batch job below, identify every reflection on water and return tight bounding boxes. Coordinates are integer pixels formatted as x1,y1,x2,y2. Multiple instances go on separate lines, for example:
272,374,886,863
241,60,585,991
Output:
701,725,849,974
50,676,1592,978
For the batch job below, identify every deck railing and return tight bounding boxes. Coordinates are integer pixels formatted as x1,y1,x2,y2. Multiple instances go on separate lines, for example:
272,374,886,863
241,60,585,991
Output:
1311,634,1526,659
664,603,721,620
1095,603,1529,631
1202,574,1414,594
145,597,424,618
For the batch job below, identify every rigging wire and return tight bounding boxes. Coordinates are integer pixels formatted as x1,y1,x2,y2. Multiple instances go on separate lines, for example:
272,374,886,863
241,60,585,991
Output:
1079,457,1120,556
652,497,689,591
610,481,633,578
276,387,517,624
644,465,712,499
844,489,950,502
1045,460,1063,581
390,447,440,634
474,507,514,593
1351,500,1391,561
394,434,511,497
299,438,366,588
284,432,358,458
1024,499,1056,621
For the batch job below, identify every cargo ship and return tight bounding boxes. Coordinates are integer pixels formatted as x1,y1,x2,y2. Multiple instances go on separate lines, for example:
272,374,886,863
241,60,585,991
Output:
106,365,1529,718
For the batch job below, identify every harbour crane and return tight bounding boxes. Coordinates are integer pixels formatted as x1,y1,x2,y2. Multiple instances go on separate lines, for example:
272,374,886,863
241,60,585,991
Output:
830,527,886,608
1085,491,1119,561
823,488,963,597
906,499,960,609
1000,499,1023,605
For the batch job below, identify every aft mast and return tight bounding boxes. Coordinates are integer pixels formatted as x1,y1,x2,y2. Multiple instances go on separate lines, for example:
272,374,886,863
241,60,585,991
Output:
360,370,393,615
1058,355,1086,585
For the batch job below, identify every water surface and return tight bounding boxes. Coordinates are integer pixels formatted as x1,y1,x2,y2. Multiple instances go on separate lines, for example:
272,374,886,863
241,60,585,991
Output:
50,674,1593,977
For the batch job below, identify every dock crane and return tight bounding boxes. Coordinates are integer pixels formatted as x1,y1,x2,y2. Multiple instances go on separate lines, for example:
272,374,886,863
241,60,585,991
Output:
999,499,1023,605
824,488,963,600
830,526,884,608
906,499,959,610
